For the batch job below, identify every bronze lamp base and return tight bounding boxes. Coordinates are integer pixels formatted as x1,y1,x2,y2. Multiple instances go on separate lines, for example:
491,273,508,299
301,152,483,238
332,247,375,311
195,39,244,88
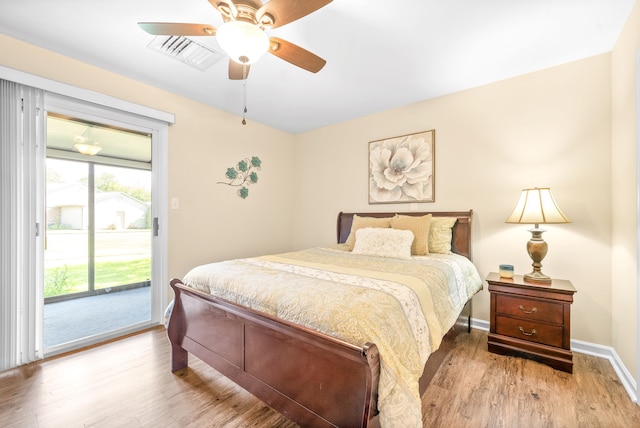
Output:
524,227,552,284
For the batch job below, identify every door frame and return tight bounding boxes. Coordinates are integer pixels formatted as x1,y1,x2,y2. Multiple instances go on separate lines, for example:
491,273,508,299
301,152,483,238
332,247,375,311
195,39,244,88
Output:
41,94,169,355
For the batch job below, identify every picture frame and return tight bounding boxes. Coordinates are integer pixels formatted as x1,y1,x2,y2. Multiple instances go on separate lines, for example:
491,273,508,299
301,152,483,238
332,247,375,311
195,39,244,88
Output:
368,129,435,204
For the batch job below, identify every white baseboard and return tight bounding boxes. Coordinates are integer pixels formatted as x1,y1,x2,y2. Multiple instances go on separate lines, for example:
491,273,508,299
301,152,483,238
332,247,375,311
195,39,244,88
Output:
468,317,638,404
471,318,489,331
570,338,638,404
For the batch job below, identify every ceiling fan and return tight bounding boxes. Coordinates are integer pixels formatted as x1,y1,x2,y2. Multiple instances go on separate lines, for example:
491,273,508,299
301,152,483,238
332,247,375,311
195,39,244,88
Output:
138,0,332,80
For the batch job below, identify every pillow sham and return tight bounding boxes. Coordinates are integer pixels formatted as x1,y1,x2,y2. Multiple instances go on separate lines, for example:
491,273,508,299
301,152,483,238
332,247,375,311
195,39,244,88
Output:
352,227,414,259
428,217,457,254
345,215,391,250
390,214,432,255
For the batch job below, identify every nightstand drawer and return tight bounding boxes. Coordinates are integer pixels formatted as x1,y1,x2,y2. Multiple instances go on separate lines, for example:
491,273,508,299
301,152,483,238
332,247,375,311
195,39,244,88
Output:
495,294,563,324
494,315,563,347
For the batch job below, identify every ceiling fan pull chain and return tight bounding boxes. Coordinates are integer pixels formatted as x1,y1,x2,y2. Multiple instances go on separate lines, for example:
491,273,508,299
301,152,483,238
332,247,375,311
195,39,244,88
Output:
242,61,248,125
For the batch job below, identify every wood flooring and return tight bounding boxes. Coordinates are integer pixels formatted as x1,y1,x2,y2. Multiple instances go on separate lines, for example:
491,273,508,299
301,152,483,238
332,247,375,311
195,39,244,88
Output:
1,326,638,427
422,328,640,427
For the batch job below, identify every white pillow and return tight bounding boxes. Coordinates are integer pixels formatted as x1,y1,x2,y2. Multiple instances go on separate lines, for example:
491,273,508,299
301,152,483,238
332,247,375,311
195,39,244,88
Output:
344,215,391,250
352,227,414,259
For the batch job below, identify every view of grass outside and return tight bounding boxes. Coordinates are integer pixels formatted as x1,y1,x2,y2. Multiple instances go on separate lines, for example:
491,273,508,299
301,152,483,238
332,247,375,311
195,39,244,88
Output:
45,258,151,298
45,229,152,298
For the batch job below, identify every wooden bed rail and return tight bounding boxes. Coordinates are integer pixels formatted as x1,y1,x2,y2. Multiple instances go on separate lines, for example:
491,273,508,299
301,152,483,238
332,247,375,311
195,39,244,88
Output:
168,278,382,428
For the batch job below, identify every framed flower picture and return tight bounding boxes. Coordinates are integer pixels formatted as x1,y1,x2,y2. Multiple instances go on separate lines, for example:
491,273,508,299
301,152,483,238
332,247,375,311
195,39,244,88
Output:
368,129,435,204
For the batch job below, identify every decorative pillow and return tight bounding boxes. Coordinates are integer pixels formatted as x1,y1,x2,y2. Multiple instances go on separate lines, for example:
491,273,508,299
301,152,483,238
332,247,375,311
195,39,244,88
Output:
390,214,432,255
345,215,391,250
428,217,457,254
352,227,414,259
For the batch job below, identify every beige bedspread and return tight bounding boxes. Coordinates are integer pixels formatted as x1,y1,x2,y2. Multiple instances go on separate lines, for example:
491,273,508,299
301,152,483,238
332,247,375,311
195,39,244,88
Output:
183,246,482,428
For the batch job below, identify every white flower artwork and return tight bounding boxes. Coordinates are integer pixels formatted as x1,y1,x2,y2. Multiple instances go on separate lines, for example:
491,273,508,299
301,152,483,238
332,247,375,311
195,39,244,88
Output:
369,130,435,203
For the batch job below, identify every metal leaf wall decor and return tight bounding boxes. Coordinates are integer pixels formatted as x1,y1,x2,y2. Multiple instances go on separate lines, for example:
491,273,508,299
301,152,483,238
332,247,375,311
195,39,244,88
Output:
218,156,262,199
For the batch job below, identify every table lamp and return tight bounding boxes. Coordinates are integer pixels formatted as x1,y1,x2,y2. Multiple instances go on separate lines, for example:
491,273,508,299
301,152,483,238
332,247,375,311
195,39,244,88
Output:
505,187,570,283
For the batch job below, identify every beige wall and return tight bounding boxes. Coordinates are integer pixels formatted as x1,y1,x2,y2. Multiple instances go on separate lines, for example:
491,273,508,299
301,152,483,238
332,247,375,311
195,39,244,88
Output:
612,0,640,380
293,54,614,349
0,34,296,281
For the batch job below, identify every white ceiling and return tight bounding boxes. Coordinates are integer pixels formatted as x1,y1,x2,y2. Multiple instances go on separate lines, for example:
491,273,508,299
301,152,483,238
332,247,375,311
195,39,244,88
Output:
0,0,635,134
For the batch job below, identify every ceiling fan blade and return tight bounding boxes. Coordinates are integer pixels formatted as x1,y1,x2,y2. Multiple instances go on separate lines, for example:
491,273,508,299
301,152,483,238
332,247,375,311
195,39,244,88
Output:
256,0,332,29
229,60,250,80
138,22,216,36
268,37,326,73
208,0,238,21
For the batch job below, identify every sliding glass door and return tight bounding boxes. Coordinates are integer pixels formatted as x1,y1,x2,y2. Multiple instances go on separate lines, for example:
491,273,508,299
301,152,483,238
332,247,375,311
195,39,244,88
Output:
0,72,170,370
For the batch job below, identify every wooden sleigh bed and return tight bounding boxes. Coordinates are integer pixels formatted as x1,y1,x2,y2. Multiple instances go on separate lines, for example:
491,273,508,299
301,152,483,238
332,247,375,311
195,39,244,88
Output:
167,210,477,428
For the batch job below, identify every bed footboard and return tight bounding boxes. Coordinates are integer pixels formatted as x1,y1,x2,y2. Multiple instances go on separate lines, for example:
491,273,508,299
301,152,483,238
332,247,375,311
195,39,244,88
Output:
168,278,381,428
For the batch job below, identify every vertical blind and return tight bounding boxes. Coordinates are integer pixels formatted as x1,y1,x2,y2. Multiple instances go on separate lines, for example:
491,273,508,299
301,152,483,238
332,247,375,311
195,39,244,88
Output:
0,79,45,370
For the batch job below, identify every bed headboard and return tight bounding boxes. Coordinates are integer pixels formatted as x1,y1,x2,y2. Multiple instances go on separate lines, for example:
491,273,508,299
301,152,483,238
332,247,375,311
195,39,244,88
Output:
336,210,474,260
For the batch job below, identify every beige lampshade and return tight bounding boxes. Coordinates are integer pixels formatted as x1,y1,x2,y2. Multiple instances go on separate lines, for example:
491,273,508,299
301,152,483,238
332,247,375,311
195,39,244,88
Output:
505,187,570,225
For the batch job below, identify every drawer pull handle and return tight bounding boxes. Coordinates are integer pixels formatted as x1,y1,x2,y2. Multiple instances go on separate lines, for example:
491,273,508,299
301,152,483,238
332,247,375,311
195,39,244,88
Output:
518,304,537,314
519,326,537,336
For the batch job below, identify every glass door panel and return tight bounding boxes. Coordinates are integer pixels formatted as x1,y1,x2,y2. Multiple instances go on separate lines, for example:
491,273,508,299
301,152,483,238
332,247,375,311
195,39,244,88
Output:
93,164,152,292
45,158,90,298
44,115,153,350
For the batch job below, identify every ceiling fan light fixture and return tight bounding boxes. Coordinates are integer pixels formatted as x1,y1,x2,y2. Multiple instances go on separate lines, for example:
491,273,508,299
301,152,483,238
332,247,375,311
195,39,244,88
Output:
74,142,102,156
216,20,269,65
73,135,102,156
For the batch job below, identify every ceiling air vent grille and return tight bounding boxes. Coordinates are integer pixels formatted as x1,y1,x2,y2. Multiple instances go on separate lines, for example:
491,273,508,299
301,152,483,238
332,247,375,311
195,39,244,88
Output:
147,35,223,71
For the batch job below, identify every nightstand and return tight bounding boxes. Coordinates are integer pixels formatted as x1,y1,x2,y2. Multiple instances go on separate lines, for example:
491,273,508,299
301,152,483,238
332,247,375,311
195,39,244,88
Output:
486,272,576,373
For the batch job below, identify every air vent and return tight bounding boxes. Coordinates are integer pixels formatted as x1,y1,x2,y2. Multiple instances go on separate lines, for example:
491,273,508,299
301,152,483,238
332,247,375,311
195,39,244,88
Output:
147,35,224,71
